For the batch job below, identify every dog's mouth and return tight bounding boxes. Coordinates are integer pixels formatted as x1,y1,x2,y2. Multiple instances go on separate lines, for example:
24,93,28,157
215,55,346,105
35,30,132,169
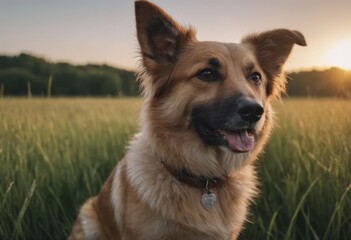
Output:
196,122,256,153
220,129,255,152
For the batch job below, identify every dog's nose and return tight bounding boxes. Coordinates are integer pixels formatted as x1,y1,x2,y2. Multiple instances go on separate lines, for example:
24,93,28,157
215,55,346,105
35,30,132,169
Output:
237,99,264,123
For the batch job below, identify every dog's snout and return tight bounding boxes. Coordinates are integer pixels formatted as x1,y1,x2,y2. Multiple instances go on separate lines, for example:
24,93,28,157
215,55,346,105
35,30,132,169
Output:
238,100,264,123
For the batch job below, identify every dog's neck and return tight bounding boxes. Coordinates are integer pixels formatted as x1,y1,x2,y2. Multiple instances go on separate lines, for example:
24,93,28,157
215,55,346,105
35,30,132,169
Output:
160,159,229,189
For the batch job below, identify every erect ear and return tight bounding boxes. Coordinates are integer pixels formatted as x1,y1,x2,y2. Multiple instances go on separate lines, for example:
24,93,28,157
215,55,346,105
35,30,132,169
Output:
242,29,307,97
135,1,195,72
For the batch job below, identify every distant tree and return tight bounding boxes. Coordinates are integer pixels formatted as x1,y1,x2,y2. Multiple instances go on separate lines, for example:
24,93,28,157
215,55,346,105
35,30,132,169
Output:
0,68,43,95
0,53,138,97
287,68,351,98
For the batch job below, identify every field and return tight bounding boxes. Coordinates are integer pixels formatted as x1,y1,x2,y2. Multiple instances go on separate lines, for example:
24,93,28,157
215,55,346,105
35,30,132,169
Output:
0,98,350,240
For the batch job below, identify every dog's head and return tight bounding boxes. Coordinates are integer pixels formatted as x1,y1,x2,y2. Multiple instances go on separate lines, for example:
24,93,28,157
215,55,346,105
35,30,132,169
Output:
135,1,306,173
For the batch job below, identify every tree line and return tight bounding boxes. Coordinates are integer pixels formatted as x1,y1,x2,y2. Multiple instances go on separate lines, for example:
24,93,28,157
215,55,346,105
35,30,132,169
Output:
287,68,351,98
0,53,350,98
0,53,138,97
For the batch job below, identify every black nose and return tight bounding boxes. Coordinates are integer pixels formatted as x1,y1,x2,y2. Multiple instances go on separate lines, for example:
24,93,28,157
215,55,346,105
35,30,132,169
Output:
237,99,264,123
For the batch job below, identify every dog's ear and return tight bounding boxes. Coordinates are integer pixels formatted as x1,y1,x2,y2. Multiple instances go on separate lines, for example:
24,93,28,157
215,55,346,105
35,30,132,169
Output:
242,29,307,97
135,1,195,71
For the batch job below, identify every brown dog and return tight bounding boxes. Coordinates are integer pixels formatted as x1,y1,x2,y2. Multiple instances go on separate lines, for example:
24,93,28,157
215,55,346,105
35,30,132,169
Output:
68,1,306,239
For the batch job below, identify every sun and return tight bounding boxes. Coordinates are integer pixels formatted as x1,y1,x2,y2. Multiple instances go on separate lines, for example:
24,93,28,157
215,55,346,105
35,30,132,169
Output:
326,39,351,70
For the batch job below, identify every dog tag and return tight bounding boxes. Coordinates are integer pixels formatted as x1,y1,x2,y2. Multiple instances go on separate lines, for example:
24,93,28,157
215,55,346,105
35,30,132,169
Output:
201,191,217,210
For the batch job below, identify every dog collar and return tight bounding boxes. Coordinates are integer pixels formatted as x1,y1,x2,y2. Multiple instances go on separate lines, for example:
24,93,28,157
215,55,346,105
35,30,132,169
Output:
160,159,228,190
160,159,228,210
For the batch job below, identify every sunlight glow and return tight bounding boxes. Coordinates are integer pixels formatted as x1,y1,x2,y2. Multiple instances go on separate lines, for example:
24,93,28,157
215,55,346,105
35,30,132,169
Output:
326,39,351,70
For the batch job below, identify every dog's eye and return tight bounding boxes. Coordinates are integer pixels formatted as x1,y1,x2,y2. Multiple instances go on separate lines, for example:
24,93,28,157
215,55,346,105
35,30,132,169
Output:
249,72,262,84
196,68,220,82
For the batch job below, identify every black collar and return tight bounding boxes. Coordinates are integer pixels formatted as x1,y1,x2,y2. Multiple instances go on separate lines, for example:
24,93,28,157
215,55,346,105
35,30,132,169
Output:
160,159,228,189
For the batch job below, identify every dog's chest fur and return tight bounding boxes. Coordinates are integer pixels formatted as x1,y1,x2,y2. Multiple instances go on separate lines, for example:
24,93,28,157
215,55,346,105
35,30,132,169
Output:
108,134,257,240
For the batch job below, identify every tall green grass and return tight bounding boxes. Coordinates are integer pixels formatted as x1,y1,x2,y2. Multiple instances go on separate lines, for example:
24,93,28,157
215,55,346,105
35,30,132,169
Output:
241,99,351,240
0,98,140,239
0,98,350,239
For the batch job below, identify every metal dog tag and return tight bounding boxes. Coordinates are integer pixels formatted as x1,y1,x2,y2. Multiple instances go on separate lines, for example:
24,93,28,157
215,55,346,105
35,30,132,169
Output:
201,191,217,210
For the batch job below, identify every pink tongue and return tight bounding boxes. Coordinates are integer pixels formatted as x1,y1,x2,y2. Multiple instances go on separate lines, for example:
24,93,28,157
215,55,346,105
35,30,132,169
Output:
223,130,254,152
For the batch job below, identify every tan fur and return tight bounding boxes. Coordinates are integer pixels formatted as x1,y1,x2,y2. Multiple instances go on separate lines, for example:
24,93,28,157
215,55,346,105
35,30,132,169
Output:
68,1,306,239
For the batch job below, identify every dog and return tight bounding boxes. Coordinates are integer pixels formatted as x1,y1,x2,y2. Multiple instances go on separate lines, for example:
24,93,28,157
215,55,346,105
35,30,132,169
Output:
68,1,306,239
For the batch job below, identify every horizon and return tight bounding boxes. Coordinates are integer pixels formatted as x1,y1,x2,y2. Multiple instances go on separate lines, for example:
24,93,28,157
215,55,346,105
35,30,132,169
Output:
3,51,351,74
1,0,351,71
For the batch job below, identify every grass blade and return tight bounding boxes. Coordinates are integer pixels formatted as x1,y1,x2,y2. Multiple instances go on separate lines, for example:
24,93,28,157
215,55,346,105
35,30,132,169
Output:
284,178,318,240
12,180,37,239
0,181,15,210
266,209,279,240
323,184,351,240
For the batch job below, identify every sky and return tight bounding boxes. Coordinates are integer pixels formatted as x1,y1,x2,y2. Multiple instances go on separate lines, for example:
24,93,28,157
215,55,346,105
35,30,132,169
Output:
1,0,351,71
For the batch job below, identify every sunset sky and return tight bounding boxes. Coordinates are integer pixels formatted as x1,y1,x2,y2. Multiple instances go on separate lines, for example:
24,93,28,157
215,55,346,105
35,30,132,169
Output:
1,0,351,71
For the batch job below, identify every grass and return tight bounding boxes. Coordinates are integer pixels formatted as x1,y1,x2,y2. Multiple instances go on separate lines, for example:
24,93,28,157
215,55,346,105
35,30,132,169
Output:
0,98,350,239
241,99,351,240
0,98,140,239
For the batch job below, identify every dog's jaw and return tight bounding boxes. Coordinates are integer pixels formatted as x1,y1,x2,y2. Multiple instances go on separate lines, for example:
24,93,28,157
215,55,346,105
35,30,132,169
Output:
191,120,257,152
